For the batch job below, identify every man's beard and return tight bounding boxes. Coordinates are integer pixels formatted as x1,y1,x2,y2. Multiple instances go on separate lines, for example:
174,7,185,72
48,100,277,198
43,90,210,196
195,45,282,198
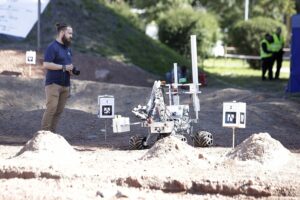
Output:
62,35,72,47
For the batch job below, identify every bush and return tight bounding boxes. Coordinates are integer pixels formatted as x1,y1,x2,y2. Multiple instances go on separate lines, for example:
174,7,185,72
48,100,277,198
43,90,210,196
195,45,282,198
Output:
157,6,220,58
229,17,286,69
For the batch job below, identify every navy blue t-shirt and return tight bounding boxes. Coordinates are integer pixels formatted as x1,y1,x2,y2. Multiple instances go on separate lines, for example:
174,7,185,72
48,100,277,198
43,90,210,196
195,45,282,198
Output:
44,40,72,86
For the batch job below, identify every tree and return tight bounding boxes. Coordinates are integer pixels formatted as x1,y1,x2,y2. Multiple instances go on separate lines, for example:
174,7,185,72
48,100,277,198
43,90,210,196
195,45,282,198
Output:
157,5,220,58
251,0,295,20
132,0,193,9
229,17,286,69
131,0,194,22
192,0,295,44
192,0,244,29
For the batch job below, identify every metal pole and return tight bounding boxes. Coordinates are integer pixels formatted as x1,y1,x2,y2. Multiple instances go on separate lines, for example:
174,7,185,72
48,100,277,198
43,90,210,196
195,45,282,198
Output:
37,0,41,51
168,84,172,106
105,119,107,141
29,64,32,77
191,35,199,87
191,35,200,120
245,0,249,21
173,63,180,105
232,127,236,148
174,63,178,87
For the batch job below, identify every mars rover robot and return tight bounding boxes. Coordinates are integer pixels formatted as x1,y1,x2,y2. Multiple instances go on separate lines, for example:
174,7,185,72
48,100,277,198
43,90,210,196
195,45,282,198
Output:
126,36,213,149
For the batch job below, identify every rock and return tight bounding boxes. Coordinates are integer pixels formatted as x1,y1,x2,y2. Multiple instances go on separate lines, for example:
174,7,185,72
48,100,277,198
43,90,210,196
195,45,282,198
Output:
115,190,128,198
96,191,104,198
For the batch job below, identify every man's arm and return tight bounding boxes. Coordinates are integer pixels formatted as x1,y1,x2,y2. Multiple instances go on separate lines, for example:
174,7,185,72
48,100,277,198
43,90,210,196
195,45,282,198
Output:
43,62,73,71
43,62,63,70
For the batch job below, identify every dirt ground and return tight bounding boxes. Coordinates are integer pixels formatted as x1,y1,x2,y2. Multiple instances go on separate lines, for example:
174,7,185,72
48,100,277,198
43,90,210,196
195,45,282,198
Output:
0,50,300,199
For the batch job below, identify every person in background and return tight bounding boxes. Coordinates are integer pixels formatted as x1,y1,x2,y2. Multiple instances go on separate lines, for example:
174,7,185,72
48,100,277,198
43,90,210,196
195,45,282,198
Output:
178,65,188,84
165,65,188,84
271,27,285,80
41,23,74,132
260,33,274,81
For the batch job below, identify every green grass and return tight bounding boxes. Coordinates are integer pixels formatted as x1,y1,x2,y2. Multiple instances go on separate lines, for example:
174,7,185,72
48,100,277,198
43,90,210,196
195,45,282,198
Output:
202,58,290,92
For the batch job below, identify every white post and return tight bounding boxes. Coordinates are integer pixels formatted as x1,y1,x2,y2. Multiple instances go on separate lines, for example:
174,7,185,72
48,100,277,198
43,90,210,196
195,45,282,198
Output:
191,35,200,119
191,35,199,87
173,63,178,88
245,0,249,21
168,84,172,106
173,63,179,105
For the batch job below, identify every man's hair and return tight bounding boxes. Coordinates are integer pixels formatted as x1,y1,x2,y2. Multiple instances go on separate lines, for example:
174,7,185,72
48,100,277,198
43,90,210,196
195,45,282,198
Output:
55,23,70,33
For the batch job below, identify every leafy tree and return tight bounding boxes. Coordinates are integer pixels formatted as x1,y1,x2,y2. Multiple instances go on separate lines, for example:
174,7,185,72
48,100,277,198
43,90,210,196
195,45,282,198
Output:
229,17,286,69
251,0,295,19
131,0,194,22
192,0,244,30
132,0,193,9
157,5,220,58
192,0,295,44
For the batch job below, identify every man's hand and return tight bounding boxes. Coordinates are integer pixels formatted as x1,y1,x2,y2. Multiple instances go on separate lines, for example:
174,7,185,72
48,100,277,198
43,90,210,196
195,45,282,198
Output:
66,64,73,72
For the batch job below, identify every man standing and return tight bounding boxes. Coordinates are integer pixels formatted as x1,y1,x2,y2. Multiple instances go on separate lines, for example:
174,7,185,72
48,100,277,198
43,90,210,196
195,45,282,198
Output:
271,27,285,80
260,33,274,80
41,23,74,132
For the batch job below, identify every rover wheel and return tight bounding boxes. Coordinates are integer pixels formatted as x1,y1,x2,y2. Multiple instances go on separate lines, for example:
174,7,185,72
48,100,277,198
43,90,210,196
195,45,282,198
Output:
192,131,213,147
129,135,147,150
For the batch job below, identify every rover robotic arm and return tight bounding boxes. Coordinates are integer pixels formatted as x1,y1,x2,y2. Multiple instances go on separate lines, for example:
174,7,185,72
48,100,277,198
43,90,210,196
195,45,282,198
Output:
131,81,192,149
132,81,169,122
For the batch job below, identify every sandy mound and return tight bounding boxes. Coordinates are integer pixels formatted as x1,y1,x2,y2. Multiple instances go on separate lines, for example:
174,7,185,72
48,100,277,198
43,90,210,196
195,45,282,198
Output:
140,136,204,164
15,130,77,163
0,131,79,179
226,132,291,166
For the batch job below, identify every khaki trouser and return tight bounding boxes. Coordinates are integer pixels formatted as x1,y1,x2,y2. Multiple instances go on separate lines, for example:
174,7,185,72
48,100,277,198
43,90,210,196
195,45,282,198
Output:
41,83,69,132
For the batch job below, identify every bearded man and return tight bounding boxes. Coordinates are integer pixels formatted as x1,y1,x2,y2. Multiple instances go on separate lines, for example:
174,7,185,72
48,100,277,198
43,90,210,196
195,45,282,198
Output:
41,23,74,132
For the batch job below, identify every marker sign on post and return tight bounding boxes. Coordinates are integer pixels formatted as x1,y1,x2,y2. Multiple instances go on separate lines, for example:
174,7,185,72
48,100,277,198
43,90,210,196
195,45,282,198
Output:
26,51,36,65
26,50,36,76
222,102,246,128
98,95,114,118
222,101,246,148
